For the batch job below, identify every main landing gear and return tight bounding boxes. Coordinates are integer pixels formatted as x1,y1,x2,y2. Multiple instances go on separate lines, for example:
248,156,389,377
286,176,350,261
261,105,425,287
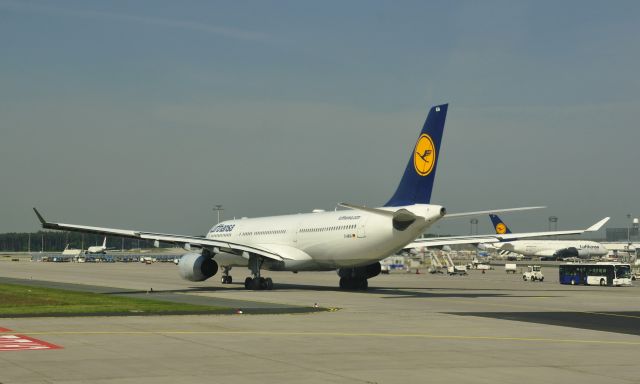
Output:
339,277,368,290
244,276,274,290
337,262,381,291
244,254,274,290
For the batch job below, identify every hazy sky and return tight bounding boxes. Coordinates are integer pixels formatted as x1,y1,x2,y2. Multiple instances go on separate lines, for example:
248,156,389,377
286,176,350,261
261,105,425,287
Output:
1,0,639,236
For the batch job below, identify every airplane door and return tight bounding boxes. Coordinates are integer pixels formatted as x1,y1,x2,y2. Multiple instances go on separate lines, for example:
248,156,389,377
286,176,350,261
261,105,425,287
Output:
290,221,300,244
357,218,367,238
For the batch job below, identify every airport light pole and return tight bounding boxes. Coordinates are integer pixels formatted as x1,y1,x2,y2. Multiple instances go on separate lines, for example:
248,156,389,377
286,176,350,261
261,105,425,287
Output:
213,205,224,224
470,218,478,235
627,214,632,244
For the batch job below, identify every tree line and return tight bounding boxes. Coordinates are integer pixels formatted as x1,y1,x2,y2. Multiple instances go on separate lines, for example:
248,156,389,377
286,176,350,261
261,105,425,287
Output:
0,231,163,252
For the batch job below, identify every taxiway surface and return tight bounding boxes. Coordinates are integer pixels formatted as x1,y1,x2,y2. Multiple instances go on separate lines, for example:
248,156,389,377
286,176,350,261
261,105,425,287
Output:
1,262,639,383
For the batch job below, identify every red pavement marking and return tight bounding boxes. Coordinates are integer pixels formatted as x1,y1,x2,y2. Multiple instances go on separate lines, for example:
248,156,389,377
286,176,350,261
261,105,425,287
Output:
0,327,12,332
0,334,62,352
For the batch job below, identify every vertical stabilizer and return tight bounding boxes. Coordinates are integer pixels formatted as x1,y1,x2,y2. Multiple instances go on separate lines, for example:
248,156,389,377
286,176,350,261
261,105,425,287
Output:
489,214,512,234
384,104,448,207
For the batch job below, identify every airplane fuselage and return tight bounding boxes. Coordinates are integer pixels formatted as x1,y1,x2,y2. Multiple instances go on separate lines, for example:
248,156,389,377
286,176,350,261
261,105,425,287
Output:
208,204,444,271
497,240,608,259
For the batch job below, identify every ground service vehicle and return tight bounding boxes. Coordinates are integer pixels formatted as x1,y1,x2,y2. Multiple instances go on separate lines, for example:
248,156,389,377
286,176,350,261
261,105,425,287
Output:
523,265,544,282
448,265,468,275
559,263,632,286
504,263,517,273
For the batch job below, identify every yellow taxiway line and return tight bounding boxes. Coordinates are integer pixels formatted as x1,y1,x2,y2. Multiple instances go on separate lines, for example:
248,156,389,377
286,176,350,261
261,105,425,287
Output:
18,330,640,346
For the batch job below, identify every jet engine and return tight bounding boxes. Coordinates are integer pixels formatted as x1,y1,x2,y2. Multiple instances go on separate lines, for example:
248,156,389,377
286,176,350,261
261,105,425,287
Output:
178,252,218,282
338,262,382,279
554,247,583,260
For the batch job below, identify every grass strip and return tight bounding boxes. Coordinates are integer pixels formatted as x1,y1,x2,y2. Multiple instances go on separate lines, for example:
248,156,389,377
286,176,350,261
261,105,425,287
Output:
0,283,228,316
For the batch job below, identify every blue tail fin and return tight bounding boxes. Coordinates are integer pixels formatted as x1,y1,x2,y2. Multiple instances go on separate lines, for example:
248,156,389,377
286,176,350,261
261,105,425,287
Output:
489,214,512,234
384,104,448,207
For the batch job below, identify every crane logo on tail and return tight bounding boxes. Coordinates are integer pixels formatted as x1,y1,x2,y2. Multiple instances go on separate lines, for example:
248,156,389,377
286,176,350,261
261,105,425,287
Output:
496,223,508,234
413,134,436,176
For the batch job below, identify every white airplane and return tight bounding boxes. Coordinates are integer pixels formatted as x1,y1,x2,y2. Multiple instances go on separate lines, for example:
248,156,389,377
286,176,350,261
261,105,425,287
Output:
34,104,547,290
85,236,110,254
480,214,609,260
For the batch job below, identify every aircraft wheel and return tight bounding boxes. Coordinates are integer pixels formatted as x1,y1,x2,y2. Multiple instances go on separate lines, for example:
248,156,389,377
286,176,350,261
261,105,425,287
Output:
359,278,368,290
265,277,274,290
244,277,253,290
251,277,263,290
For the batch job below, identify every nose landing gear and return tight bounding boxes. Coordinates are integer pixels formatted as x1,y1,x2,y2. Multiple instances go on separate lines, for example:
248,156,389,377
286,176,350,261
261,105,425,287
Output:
221,266,233,284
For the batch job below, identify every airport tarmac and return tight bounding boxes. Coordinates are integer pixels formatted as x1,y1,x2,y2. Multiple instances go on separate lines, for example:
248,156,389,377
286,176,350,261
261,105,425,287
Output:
1,261,639,383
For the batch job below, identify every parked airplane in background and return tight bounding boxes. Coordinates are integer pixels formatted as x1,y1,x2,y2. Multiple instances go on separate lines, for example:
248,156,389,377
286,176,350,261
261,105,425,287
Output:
482,214,609,260
34,103,543,290
85,236,111,254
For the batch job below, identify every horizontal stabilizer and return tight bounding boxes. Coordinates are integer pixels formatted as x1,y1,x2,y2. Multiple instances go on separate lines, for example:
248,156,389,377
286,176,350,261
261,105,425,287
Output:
339,203,419,221
445,206,545,218
339,203,396,218
407,216,610,249
339,202,419,231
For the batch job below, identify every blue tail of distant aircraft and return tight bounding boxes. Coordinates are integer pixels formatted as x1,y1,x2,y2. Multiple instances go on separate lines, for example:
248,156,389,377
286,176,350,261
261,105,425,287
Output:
489,214,512,234
384,104,448,207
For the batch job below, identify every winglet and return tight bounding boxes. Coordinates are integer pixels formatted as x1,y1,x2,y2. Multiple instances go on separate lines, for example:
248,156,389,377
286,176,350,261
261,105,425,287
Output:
586,217,610,232
33,207,47,224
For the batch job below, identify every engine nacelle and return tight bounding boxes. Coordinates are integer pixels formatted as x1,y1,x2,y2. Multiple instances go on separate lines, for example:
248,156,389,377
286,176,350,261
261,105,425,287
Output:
554,247,580,260
338,262,382,279
178,252,218,282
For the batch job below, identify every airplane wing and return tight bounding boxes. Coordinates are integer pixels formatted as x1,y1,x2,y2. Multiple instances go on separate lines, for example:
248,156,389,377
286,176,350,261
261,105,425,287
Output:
33,208,285,261
405,217,610,249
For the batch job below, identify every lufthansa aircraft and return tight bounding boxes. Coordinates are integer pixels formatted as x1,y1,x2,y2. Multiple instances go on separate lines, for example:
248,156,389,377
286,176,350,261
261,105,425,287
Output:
481,214,609,260
35,104,542,290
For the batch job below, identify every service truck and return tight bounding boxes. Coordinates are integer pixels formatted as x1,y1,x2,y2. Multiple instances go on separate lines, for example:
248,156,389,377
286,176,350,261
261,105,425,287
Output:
523,265,544,282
